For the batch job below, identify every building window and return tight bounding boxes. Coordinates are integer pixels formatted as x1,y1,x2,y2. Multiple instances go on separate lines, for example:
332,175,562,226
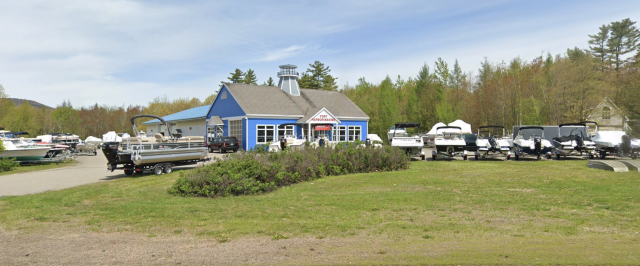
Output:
602,107,611,120
229,120,243,147
277,125,295,138
221,91,227,100
348,126,361,141
257,125,275,144
332,126,347,142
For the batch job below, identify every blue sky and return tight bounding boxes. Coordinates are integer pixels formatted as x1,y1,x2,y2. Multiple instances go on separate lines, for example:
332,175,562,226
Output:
0,0,638,108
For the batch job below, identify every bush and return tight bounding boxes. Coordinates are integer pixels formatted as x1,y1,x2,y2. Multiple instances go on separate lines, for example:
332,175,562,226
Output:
169,145,410,197
0,157,19,172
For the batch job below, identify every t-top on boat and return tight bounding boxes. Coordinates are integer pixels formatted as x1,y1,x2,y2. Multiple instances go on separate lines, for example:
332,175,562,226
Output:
512,126,554,160
101,114,209,175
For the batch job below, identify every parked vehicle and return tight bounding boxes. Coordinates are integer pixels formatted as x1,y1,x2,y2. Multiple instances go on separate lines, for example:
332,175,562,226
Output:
552,123,597,159
208,136,239,153
512,126,554,160
388,122,425,160
475,126,512,160
101,115,209,175
432,126,468,160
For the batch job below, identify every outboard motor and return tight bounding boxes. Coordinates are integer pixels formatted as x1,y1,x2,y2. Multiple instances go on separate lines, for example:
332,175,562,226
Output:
488,136,498,152
101,142,120,171
621,135,632,155
575,132,585,151
534,137,542,156
319,138,326,147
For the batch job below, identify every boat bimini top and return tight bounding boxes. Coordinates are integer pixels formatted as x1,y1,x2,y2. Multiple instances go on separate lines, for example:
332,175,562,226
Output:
130,114,175,138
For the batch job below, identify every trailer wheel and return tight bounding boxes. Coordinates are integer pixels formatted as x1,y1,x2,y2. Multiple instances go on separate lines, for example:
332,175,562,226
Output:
163,165,173,174
515,153,519,160
153,165,163,175
463,155,467,160
124,169,134,175
556,154,561,160
432,155,436,161
474,155,479,160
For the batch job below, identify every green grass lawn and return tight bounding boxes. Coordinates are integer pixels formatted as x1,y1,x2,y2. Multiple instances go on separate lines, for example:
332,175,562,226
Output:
0,159,76,177
1,160,639,264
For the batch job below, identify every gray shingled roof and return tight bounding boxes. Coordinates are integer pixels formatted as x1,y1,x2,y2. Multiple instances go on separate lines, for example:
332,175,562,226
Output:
224,83,369,119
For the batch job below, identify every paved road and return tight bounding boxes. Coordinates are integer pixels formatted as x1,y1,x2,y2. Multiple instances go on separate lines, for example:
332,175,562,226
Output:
0,152,222,197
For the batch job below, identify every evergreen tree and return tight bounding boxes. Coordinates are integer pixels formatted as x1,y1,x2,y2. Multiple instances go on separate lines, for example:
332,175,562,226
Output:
225,69,244,84
321,74,338,91
243,69,258,85
298,72,314,89
263,77,275,86
450,59,466,90
589,24,610,70
607,18,640,70
306,61,330,90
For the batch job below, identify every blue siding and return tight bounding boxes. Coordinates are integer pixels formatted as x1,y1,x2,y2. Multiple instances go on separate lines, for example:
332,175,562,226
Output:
246,118,299,150
243,118,369,150
338,120,368,141
206,85,245,120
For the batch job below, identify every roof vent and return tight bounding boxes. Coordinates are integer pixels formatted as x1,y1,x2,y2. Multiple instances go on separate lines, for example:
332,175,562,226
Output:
277,64,300,96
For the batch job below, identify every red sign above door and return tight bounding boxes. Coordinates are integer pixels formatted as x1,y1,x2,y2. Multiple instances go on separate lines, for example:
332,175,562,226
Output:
315,125,331,131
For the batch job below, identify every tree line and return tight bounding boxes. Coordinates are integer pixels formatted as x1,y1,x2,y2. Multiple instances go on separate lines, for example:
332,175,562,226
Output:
0,88,216,139
224,61,339,91
343,18,640,142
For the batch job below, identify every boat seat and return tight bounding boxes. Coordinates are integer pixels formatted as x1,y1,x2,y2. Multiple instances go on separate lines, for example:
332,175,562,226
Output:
155,133,167,143
555,136,574,142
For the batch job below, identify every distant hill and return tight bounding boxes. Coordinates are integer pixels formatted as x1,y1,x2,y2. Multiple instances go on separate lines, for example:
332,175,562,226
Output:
4,98,52,109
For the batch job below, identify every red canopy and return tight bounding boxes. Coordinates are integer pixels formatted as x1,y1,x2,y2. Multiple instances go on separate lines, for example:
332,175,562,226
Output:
315,125,331,131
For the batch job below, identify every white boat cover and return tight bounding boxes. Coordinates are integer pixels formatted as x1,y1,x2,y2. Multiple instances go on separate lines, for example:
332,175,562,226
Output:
85,136,102,144
426,122,447,135
102,131,122,143
448,120,472,134
592,131,626,147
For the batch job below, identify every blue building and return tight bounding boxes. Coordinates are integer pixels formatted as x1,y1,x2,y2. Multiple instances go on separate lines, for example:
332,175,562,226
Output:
206,64,370,151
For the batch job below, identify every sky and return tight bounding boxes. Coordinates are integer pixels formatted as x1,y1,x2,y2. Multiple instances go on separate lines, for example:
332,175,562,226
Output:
1,0,639,108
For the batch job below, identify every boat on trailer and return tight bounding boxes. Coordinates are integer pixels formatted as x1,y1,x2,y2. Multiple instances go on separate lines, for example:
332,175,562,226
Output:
474,126,512,160
512,126,554,160
552,123,597,159
101,115,209,175
388,122,425,160
432,126,468,160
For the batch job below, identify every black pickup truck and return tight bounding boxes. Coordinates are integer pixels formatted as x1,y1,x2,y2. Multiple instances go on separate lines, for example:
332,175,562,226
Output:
208,137,239,153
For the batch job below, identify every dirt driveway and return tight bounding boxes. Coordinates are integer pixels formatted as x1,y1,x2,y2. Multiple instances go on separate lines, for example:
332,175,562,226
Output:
0,152,220,197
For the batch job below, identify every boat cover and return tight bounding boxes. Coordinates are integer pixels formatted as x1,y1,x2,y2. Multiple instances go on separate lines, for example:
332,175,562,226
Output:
448,120,472,134
426,122,447,135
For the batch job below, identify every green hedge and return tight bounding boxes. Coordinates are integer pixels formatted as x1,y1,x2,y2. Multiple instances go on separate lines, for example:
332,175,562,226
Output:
169,144,410,197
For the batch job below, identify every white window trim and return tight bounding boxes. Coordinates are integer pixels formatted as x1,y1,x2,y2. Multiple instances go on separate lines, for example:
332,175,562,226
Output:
277,125,295,139
348,126,361,142
256,124,276,144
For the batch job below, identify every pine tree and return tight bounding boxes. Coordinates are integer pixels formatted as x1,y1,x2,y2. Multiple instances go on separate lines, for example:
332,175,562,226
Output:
589,24,610,71
298,72,314,89
225,69,244,84
243,69,258,85
265,77,275,86
607,18,640,70
306,61,330,90
321,74,338,91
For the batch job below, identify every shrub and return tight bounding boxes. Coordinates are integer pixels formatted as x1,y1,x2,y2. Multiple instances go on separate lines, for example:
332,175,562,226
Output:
0,157,19,172
169,145,410,197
